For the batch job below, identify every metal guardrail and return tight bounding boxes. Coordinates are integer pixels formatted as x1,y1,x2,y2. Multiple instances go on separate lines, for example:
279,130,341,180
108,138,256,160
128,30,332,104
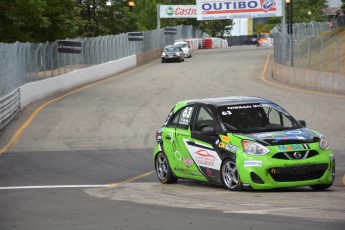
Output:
0,25,208,132
0,88,20,131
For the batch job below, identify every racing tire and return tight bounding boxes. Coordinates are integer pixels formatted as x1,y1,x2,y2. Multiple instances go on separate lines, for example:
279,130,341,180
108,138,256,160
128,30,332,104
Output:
155,152,178,184
221,159,243,191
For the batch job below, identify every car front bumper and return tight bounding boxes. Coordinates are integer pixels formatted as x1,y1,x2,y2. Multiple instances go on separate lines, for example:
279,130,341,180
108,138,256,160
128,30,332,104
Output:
237,149,335,190
162,55,182,62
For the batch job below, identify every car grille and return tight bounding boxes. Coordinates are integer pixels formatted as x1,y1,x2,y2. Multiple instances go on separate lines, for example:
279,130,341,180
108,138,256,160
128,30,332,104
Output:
268,163,328,182
272,150,319,160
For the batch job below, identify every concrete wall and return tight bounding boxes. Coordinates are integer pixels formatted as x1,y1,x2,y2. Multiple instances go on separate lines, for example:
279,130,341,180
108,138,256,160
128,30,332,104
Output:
136,48,162,66
271,62,345,95
20,56,136,108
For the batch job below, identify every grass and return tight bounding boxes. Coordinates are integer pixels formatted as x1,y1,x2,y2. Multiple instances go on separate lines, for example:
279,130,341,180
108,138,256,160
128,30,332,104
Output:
293,27,345,75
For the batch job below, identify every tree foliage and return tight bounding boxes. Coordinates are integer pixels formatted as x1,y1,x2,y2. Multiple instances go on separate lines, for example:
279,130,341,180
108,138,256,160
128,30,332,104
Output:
290,0,328,22
0,0,79,42
0,0,334,43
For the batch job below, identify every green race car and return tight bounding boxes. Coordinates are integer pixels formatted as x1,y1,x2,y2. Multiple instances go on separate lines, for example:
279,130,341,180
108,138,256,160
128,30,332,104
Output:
153,97,335,191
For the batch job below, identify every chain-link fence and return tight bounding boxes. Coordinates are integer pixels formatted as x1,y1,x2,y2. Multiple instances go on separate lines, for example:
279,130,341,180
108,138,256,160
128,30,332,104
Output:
0,25,208,98
271,17,345,75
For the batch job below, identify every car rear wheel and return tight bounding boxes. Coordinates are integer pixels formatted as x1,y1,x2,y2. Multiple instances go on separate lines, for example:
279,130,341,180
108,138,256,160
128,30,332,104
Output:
155,152,178,184
221,159,243,191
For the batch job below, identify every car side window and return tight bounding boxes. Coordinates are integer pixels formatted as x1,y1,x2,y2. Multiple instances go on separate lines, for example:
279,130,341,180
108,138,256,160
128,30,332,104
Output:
167,106,194,130
193,106,216,132
263,106,293,127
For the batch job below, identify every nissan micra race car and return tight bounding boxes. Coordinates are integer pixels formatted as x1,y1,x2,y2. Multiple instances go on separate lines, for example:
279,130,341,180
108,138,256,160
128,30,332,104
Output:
154,97,335,191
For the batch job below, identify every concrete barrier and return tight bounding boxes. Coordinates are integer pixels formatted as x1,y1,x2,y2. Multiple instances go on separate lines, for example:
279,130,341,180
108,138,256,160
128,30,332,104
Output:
136,48,162,66
20,56,136,108
271,62,345,95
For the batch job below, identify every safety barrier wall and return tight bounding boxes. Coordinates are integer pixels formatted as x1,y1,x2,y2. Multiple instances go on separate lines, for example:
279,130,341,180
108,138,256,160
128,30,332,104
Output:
0,89,20,131
271,19,345,95
271,62,345,95
199,38,229,49
0,25,210,132
20,56,136,109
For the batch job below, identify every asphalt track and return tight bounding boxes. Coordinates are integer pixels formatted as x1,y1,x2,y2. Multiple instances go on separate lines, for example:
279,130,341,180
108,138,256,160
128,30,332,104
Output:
0,46,344,230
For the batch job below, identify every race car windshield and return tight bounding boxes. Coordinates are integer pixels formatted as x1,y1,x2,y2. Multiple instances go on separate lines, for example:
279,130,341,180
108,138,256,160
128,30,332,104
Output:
217,103,302,133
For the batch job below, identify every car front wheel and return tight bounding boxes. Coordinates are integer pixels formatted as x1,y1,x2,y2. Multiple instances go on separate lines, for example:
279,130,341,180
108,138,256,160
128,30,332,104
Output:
155,152,178,184
221,159,243,191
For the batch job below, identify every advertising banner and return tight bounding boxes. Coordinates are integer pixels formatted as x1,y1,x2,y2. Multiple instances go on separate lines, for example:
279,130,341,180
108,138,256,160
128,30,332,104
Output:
58,41,82,54
196,0,283,20
160,5,197,18
128,32,144,41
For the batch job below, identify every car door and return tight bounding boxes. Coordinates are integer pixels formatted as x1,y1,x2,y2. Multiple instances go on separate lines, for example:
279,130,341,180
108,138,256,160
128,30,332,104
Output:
161,105,198,178
176,105,223,183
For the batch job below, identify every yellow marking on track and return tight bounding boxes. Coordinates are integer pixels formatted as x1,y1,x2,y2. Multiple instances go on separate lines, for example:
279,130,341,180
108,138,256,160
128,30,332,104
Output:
0,66,146,156
261,53,345,99
105,170,155,188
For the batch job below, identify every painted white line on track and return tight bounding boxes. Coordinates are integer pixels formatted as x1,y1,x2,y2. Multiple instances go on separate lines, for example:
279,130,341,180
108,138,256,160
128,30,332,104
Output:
0,185,107,190
223,207,299,215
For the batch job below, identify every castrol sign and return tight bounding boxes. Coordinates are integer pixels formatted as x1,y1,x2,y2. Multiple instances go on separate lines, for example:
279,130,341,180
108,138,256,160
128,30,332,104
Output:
196,0,283,20
159,5,197,18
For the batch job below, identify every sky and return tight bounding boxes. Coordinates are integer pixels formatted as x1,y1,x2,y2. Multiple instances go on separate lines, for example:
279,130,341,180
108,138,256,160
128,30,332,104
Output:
328,0,342,7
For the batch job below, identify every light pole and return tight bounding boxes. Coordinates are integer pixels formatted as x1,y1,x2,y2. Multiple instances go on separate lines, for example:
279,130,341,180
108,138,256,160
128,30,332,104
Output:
127,0,135,31
285,0,293,35
285,0,293,67
308,11,312,22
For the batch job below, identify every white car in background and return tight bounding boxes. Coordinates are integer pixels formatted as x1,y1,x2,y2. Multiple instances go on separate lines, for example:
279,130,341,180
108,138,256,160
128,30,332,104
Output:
174,41,192,58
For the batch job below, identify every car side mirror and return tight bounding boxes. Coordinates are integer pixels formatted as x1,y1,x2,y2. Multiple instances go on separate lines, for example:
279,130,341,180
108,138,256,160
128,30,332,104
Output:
201,127,217,136
298,120,306,127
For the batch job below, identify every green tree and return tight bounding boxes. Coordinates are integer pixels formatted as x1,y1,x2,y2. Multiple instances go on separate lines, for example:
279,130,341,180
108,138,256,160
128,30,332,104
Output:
291,0,327,22
40,0,81,41
135,0,159,31
199,20,233,38
0,0,47,42
342,0,345,10
0,0,80,42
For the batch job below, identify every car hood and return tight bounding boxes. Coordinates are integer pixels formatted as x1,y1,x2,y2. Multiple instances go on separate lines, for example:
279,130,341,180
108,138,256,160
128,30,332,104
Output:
241,128,320,145
163,51,179,54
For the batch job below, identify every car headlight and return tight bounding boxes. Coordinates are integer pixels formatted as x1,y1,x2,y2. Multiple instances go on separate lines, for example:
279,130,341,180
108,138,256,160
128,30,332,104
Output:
320,135,330,150
176,52,181,56
241,140,269,155
162,52,166,56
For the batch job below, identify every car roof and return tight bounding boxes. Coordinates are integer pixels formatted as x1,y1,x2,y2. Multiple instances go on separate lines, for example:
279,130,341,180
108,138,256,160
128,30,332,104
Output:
175,96,273,109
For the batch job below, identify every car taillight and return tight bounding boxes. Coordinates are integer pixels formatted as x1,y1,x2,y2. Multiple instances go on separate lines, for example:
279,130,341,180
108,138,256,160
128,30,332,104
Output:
156,129,162,143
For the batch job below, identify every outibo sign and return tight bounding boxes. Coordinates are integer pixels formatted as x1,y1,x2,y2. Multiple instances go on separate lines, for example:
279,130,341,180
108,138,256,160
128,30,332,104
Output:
196,0,283,20
58,40,82,54
159,5,197,18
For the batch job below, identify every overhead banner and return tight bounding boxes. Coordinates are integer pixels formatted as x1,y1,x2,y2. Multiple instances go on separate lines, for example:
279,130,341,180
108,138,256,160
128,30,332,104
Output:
196,0,283,20
160,5,197,18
